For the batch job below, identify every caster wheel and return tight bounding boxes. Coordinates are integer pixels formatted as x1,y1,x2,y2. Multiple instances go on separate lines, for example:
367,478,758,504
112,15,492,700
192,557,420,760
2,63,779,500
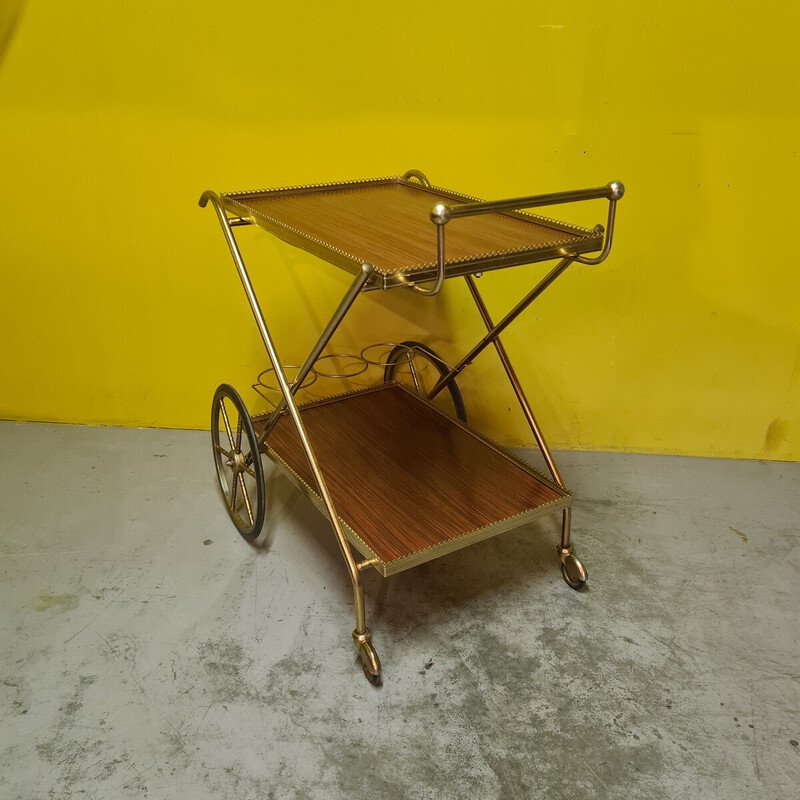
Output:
357,641,382,687
561,553,588,590
383,341,467,423
211,384,266,541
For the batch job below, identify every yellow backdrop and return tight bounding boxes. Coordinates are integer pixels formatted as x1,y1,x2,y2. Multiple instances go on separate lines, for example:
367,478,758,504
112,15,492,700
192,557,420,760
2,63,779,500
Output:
1,1,798,460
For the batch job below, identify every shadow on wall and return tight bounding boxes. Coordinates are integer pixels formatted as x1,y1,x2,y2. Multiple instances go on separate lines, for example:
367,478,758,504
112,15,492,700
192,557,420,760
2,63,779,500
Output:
0,1,24,67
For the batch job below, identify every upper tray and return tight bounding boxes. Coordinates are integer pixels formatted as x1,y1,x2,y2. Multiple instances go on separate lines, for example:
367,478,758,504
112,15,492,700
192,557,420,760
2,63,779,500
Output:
218,175,603,288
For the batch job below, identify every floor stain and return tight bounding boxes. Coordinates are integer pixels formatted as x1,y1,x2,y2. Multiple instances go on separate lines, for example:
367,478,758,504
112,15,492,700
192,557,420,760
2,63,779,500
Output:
197,636,262,705
729,527,748,543
2,676,31,716
34,590,79,612
35,675,101,791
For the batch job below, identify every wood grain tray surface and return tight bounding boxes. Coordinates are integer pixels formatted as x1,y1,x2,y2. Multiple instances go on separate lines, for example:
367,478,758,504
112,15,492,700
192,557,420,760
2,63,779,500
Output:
220,177,602,285
254,384,570,576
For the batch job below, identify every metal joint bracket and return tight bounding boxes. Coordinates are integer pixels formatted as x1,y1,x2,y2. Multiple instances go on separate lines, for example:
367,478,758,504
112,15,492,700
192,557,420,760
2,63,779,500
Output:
556,544,574,561
352,629,373,646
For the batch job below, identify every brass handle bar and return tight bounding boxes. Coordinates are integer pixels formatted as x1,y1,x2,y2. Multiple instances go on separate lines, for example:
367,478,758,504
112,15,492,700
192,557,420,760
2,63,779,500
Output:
429,181,625,270
433,181,624,221
401,168,432,187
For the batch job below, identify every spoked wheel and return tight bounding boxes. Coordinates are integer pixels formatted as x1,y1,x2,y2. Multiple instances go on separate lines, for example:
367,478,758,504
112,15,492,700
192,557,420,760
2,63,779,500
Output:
383,341,467,423
560,552,588,591
357,641,382,687
211,384,266,541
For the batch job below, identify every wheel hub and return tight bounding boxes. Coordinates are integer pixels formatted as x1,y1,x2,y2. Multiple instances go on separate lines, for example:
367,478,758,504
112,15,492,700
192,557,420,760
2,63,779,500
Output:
226,450,246,473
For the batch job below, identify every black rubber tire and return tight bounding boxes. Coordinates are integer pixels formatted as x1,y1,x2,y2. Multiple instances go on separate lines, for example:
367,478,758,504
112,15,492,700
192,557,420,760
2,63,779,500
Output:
211,384,266,541
383,341,467,424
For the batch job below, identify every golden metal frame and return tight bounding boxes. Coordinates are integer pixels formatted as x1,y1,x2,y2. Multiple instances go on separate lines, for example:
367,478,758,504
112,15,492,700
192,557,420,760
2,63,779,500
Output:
200,191,374,653
200,171,624,681
213,174,607,290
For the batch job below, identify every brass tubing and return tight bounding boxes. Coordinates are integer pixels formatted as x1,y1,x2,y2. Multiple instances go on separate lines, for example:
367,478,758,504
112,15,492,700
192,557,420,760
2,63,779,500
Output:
401,169,431,187
410,222,446,296
426,257,573,401
574,200,618,265
200,192,367,630
464,274,565,489
259,263,374,443
445,182,624,220
560,507,572,550
353,583,367,633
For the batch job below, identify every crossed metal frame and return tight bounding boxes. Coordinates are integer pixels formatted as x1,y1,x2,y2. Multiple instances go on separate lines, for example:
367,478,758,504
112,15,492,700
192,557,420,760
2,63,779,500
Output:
200,171,622,672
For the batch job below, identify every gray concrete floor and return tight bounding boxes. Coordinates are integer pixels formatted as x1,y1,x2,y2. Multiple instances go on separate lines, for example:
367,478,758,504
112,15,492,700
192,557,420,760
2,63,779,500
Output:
0,420,798,799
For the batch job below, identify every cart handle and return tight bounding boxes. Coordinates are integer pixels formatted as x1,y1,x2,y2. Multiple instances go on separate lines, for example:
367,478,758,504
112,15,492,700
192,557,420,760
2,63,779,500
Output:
402,169,432,187
429,180,625,269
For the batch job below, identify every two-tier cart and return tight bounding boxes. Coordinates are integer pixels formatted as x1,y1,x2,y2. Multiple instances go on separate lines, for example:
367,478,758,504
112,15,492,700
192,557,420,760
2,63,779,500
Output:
200,170,624,684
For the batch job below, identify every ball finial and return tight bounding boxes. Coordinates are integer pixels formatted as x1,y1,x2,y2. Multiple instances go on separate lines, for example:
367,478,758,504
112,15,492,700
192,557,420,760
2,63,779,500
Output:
607,181,625,201
430,203,451,225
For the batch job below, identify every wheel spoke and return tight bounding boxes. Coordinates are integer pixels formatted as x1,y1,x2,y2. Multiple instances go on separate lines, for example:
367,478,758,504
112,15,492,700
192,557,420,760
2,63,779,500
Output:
219,398,236,450
238,473,254,525
408,357,428,395
244,465,257,479
235,415,243,451
407,352,424,393
386,342,467,423
229,467,239,511
214,444,233,459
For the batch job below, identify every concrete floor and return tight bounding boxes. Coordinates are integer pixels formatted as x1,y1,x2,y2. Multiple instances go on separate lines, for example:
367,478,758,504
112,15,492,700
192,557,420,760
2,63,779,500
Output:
0,420,798,799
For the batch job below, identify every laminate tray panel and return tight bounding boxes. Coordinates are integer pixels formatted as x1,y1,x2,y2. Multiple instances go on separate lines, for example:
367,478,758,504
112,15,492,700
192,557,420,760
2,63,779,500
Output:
256,384,569,574
220,177,601,280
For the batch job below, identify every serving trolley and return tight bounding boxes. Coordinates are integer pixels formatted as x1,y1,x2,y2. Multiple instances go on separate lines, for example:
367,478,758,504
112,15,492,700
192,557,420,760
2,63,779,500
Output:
200,170,624,684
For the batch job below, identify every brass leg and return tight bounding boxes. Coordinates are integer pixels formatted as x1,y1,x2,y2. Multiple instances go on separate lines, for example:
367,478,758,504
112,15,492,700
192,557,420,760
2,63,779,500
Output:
259,263,374,444
560,506,573,551
462,273,588,590
463,274,566,488
426,258,573,405
351,582,381,685
200,192,383,681
352,563,380,684
557,508,587,590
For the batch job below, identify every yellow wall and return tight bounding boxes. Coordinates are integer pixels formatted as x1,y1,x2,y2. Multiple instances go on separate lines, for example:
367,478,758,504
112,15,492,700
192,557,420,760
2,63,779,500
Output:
1,1,798,460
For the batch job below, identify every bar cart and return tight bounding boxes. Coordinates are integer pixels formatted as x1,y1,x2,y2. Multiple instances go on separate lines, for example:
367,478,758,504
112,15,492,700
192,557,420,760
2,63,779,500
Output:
200,170,624,684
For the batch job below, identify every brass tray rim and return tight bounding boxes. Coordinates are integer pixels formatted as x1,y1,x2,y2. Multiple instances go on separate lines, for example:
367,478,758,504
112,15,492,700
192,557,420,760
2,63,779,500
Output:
255,382,572,577
219,175,603,279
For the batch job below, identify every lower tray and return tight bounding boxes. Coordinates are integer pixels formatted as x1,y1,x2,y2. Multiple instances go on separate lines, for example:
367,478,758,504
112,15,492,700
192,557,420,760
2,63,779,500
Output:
253,383,570,576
